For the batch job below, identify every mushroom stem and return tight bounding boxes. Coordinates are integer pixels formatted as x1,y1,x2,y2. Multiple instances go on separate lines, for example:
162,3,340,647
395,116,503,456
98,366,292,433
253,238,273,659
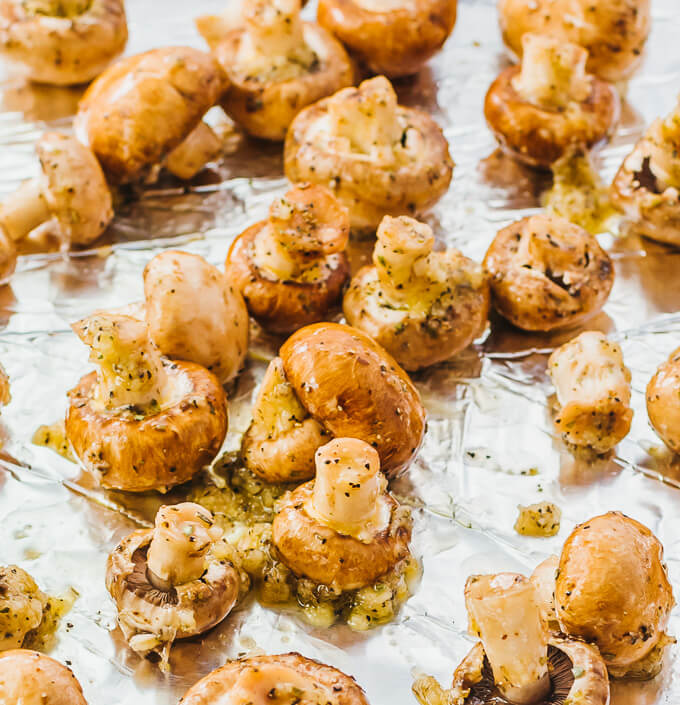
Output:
644,103,680,190
512,34,591,111
147,503,221,588
308,437,387,533
0,179,50,242
165,121,222,180
72,313,168,413
252,223,300,280
465,573,550,705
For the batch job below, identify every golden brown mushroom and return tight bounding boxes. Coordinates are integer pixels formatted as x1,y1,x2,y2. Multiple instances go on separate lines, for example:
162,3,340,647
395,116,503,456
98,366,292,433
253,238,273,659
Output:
0,650,88,705
344,215,489,370
180,652,370,705
611,100,680,246
213,0,354,141
548,331,632,453
0,0,127,86
483,214,614,332
284,75,453,231
497,0,650,83
242,322,426,482
0,132,113,253
484,34,619,169
272,438,412,591
556,512,675,679
144,250,249,384
75,47,227,184
317,0,456,78
0,566,47,651
65,312,228,493
647,346,680,454
106,503,240,668
413,572,609,705
227,183,350,334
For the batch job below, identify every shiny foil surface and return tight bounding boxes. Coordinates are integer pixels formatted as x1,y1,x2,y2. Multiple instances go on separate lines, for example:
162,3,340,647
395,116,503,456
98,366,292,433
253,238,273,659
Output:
1,0,680,703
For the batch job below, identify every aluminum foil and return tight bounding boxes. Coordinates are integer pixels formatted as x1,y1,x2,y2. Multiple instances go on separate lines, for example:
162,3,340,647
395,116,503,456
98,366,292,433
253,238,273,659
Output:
1,0,680,703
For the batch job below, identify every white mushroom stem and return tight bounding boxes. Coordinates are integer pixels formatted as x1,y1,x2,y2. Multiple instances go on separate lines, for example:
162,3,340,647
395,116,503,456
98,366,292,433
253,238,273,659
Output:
0,179,51,242
642,103,680,190
530,556,559,629
307,437,387,535
465,573,550,705
72,313,168,412
147,503,221,588
165,121,223,180
512,34,591,111
328,77,403,156
253,357,312,434
252,223,300,280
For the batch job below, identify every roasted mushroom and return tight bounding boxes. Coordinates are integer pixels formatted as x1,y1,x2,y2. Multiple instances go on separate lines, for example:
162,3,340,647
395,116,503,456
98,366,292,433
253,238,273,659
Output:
0,0,127,86
0,650,88,705
272,438,412,591
0,566,47,651
413,572,609,705
213,0,354,141
0,132,113,253
556,512,675,679
75,47,227,184
497,0,650,83
343,215,489,370
227,183,350,334
484,34,619,169
65,312,228,493
284,75,453,231
548,331,632,453
611,100,680,246
179,652,370,705
144,250,249,384
646,345,680,453
317,0,457,78
0,363,10,408
483,214,614,332
107,503,240,667
242,322,426,481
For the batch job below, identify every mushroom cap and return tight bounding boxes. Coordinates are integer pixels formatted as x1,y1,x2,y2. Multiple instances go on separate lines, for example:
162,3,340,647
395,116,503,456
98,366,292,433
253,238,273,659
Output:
37,132,114,246
647,346,680,453
106,528,239,650
0,650,88,705
75,47,227,184
216,23,354,141
284,94,453,231
279,322,426,476
65,360,228,492
272,480,411,590
227,222,350,334
0,565,47,651
611,140,680,247
343,257,490,371
317,0,457,78
0,0,127,86
144,250,249,384
484,66,619,169
483,214,614,332
497,0,650,83
556,511,675,671
179,652,370,705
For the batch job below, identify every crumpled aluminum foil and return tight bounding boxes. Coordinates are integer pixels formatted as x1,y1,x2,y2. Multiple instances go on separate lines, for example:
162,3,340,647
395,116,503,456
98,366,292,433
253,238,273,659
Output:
0,0,680,703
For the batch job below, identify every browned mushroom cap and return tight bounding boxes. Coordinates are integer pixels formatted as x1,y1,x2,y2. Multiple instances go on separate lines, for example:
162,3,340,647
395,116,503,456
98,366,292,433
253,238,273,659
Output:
284,76,453,231
317,0,456,78
0,132,113,249
214,0,354,141
279,322,426,476
0,650,88,705
497,0,650,83
647,346,680,453
179,652,370,705
556,512,675,678
75,47,227,184
227,184,350,334
0,0,127,86
484,64,619,169
483,214,613,332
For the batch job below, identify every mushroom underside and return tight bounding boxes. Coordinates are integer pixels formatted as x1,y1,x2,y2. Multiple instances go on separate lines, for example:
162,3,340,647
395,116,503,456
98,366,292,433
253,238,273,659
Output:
126,545,179,607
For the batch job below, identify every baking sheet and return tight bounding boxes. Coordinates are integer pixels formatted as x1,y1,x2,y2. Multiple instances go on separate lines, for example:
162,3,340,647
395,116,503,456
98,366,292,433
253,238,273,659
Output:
1,0,680,703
